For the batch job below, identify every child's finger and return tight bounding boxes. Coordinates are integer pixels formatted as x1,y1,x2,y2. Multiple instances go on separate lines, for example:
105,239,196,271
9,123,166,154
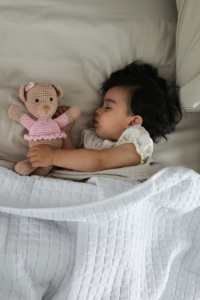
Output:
52,112,59,119
57,107,64,114
53,106,71,119
60,106,70,112
27,150,37,158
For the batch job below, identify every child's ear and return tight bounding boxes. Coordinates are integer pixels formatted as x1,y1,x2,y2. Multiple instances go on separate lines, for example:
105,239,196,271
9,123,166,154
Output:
127,116,143,128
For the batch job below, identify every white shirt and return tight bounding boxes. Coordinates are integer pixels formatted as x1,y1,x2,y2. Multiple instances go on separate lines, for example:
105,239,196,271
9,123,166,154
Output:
79,125,153,165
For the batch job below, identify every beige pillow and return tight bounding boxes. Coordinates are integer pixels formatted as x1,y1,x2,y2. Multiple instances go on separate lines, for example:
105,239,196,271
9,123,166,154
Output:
176,0,200,110
0,0,177,163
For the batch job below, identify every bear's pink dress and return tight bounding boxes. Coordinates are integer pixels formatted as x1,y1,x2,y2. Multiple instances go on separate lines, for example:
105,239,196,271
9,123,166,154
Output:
20,113,69,141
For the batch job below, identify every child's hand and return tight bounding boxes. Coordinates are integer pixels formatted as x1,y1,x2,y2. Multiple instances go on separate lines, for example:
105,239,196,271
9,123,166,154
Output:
52,106,69,119
53,106,76,133
62,120,75,133
27,145,56,167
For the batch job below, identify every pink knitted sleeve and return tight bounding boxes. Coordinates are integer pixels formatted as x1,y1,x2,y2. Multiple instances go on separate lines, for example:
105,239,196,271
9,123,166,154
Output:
54,114,69,128
20,114,35,130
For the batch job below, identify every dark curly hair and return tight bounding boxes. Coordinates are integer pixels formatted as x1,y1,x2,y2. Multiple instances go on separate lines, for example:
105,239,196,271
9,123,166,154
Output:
100,60,182,143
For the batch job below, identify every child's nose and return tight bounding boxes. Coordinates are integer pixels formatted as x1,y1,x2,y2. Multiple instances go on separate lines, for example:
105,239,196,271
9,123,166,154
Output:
95,108,101,116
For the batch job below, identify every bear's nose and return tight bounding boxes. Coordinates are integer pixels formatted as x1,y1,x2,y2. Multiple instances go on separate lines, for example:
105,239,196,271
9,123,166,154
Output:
43,105,50,114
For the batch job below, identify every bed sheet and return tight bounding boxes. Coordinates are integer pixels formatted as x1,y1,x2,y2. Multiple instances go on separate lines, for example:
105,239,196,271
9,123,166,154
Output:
0,0,177,164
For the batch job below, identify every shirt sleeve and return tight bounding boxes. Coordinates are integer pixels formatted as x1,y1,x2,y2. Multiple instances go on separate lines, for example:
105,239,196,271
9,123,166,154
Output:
20,114,35,130
54,114,69,128
116,126,153,164
79,129,85,148
78,128,98,149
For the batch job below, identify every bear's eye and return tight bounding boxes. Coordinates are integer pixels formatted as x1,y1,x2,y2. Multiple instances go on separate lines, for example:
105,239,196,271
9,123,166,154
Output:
50,97,53,101
35,99,39,103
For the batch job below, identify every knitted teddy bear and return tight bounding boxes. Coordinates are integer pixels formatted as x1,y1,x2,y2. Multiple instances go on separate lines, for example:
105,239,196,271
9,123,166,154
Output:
8,82,81,177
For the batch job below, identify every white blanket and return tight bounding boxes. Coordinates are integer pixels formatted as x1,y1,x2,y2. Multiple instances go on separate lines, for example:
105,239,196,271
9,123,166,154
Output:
0,166,200,300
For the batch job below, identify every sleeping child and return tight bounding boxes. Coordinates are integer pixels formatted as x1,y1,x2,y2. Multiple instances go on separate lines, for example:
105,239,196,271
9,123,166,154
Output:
27,60,182,172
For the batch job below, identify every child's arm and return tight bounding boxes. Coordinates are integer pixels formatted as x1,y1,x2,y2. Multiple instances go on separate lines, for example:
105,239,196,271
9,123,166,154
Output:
52,143,141,172
27,143,141,171
53,106,76,150
62,130,75,150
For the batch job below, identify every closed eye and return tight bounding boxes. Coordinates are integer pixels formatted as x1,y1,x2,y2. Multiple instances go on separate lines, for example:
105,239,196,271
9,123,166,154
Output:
105,107,111,109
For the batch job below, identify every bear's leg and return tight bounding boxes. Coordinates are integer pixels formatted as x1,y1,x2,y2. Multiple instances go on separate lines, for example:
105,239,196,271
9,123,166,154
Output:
31,165,53,177
15,159,38,176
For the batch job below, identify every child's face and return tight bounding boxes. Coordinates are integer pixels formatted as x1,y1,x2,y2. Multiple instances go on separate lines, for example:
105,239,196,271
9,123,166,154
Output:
94,86,135,141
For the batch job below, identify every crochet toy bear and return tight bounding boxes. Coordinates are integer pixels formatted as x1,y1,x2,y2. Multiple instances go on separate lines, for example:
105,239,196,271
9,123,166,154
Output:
8,82,81,177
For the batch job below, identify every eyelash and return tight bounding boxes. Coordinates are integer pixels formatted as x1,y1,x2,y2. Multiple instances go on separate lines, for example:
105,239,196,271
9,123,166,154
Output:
105,107,111,109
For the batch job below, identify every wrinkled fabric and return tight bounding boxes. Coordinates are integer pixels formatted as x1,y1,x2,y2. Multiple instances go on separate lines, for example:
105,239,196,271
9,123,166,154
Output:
0,166,199,299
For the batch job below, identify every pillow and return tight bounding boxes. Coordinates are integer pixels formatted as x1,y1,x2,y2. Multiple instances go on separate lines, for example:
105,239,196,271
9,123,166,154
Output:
176,0,200,110
0,0,177,163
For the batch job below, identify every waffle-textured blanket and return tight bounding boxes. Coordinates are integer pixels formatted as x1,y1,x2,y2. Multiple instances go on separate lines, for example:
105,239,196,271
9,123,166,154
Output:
0,166,199,300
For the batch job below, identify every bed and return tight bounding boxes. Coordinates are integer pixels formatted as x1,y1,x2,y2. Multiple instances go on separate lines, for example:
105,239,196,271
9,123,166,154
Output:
0,0,200,299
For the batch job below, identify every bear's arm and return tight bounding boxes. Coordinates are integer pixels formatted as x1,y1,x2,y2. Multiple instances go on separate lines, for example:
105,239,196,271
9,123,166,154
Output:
54,113,69,128
20,114,35,130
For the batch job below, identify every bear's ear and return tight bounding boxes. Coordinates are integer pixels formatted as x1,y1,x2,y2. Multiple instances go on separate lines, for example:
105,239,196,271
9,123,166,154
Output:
19,84,28,102
50,83,63,99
